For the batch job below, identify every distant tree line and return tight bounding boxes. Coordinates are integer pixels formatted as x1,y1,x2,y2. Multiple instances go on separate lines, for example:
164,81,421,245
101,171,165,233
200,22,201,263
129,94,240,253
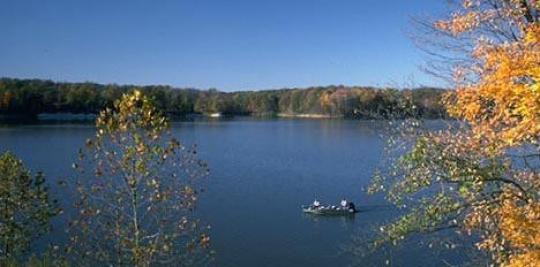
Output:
0,78,447,119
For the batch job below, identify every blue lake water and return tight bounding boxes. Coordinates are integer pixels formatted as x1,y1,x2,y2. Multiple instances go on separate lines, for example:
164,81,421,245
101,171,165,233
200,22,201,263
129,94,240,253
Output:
0,119,470,266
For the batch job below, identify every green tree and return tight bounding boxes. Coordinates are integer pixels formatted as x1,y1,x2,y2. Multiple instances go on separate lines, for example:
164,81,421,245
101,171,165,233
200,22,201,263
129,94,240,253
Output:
0,152,58,263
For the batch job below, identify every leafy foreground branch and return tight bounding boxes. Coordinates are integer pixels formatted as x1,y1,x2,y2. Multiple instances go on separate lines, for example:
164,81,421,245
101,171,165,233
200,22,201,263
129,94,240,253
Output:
68,90,212,266
0,152,60,265
366,1,540,266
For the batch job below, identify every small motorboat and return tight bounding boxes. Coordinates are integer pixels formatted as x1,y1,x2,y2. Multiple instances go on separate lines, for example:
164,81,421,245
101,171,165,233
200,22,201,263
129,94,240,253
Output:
302,201,358,216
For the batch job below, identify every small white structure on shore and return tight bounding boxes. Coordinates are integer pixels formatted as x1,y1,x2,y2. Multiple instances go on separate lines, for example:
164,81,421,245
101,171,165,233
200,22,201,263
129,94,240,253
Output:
209,112,222,118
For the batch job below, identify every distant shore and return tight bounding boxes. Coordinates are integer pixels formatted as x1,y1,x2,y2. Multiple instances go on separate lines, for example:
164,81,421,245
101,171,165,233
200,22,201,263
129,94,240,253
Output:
0,112,452,124
0,78,448,120
276,113,343,119
0,113,344,123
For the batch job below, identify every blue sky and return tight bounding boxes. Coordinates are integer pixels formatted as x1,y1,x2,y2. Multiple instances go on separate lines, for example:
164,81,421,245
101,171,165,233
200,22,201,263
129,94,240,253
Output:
0,0,448,91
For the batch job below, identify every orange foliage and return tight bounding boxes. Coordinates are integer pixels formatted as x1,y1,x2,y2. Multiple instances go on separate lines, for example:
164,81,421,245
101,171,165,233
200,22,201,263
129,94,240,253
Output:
447,24,540,150
368,2,539,265
499,196,540,267
437,1,540,265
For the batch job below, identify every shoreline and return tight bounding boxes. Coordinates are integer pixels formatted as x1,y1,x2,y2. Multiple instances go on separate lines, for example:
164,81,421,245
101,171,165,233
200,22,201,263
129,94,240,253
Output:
276,113,344,119
0,112,448,124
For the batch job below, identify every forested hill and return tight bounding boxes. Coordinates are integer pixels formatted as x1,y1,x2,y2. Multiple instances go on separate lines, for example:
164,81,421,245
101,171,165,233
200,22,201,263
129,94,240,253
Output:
0,78,447,119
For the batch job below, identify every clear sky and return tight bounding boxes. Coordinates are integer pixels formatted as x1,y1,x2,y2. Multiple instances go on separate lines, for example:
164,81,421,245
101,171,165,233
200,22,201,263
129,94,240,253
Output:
0,0,448,91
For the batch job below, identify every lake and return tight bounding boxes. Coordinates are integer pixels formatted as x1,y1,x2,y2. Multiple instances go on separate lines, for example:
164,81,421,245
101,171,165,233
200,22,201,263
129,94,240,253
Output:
0,119,469,266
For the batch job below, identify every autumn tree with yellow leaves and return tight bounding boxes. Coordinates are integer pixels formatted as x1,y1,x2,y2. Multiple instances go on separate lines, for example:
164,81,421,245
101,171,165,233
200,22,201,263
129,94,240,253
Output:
368,0,539,266
68,90,212,266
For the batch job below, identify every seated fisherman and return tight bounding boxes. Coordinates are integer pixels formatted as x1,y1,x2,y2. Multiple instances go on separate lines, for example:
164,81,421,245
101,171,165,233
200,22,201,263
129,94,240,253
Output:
340,199,347,208
347,201,356,212
313,199,321,209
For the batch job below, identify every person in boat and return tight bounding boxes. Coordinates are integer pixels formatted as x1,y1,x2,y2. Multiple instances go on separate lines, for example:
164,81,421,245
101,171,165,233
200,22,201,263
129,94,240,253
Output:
340,199,347,209
312,199,321,209
347,201,356,212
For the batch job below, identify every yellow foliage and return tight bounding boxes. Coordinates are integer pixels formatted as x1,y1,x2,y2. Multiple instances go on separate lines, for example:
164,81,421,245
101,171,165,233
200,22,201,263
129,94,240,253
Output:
369,2,539,266
435,1,540,265
499,198,540,267
446,24,540,150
